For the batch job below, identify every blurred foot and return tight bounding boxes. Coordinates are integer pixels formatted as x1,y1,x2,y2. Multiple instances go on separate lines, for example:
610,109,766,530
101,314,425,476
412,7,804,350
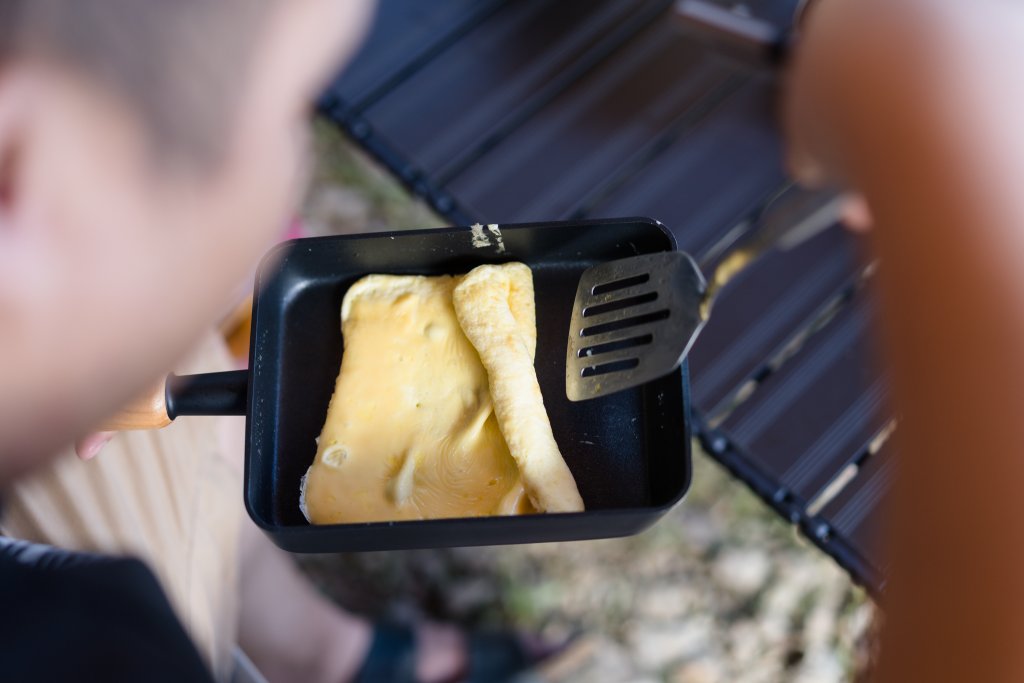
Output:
354,620,567,683
415,622,465,683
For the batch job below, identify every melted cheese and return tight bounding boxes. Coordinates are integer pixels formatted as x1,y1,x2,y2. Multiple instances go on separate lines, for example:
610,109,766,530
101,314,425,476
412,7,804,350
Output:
303,274,535,524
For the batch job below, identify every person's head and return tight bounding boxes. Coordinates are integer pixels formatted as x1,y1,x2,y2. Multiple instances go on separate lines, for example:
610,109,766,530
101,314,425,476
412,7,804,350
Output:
0,0,372,480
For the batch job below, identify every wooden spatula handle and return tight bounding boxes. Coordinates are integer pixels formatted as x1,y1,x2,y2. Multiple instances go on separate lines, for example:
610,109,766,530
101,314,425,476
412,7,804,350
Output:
99,380,171,431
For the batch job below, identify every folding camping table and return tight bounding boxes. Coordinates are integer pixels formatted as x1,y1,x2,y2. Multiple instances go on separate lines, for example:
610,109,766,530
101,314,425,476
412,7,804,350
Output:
319,0,893,593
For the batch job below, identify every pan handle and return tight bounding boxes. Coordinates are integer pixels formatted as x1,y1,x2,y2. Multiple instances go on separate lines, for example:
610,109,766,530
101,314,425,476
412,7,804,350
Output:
100,370,249,431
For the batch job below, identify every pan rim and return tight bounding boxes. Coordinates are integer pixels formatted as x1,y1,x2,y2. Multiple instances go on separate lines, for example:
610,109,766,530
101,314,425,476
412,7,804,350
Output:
242,217,690,548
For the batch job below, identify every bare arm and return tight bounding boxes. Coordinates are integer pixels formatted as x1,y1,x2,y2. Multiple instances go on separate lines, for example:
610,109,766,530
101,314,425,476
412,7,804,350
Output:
787,2,1024,681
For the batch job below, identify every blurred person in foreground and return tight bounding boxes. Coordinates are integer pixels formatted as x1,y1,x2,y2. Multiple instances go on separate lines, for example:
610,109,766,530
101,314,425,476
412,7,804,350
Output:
0,1,545,682
788,0,1024,681
4,0,1024,681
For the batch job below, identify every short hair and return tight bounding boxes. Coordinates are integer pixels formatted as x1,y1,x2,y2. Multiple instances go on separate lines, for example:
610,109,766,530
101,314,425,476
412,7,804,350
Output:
0,0,272,168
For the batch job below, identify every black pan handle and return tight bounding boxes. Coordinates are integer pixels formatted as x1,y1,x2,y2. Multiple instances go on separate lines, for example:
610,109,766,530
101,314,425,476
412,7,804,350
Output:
100,369,248,431
166,370,248,419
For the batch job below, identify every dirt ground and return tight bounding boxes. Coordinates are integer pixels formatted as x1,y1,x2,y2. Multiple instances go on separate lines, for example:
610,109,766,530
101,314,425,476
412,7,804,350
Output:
297,121,878,683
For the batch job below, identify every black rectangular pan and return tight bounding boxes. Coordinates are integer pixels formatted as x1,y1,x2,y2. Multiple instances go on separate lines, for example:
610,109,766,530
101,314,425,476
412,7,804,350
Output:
145,218,692,552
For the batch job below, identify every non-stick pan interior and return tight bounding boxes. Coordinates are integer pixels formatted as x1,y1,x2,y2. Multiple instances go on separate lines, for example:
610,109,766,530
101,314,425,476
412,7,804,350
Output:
245,218,690,548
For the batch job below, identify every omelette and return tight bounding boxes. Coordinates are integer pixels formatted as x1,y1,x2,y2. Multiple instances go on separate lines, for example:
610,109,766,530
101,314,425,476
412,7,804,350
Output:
301,262,583,524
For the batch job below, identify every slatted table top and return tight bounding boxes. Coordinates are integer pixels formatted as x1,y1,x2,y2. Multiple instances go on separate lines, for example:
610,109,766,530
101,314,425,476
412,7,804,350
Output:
320,0,893,594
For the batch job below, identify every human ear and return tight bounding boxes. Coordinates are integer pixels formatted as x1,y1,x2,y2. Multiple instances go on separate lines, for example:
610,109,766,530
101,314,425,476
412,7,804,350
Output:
0,68,38,241
0,72,23,218
0,68,53,327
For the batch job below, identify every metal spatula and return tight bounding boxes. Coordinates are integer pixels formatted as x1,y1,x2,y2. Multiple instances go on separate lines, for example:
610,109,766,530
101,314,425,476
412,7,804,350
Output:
566,186,846,401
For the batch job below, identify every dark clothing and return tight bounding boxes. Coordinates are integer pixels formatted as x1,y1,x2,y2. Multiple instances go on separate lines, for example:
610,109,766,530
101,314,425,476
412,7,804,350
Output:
0,538,215,683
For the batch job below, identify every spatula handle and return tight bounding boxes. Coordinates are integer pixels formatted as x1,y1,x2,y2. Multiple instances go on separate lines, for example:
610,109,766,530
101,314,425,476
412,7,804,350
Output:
750,185,846,253
678,0,845,301
703,186,844,306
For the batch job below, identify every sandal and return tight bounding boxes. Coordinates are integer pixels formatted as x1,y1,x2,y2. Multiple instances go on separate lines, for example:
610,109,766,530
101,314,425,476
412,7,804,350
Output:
352,622,549,683
352,623,417,683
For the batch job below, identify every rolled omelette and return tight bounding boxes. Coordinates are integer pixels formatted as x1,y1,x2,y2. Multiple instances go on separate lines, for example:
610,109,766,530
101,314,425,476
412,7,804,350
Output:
453,264,584,513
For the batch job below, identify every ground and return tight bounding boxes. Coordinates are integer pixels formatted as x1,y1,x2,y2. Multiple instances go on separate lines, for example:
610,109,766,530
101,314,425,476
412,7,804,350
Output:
296,120,878,683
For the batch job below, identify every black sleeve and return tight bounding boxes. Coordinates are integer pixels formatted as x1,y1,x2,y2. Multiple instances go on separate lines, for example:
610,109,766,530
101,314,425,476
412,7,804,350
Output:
0,539,216,683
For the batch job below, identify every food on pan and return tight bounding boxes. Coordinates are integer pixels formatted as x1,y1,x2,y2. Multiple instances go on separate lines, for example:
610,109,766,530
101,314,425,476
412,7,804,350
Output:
301,263,583,524
453,264,584,513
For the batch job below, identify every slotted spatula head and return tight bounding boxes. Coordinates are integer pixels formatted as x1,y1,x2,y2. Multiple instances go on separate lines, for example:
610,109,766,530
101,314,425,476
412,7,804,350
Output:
566,251,707,401
565,188,846,401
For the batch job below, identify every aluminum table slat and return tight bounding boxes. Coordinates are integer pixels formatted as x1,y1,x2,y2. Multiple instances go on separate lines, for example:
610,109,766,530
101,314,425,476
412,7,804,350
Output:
688,226,861,417
363,0,672,181
329,0,505,112
578,79,784,255
804,441,896,590
441,18,738,222
716,292,890,508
